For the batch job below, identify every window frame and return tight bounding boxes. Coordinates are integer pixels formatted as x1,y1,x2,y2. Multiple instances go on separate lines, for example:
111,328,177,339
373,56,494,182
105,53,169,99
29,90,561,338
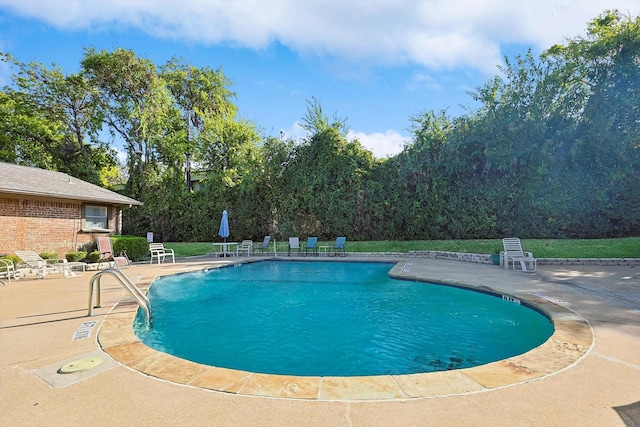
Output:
83,204,110,231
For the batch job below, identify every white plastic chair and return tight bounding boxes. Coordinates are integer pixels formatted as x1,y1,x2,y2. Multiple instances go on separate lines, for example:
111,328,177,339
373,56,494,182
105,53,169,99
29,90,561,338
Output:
0,259,17,282
237,240,253,256
149,243,176,264
502,238,537,272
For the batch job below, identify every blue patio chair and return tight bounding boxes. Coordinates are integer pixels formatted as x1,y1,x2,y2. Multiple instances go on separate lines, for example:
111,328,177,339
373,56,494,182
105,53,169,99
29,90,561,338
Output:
331,236,347,257
303,237,318,256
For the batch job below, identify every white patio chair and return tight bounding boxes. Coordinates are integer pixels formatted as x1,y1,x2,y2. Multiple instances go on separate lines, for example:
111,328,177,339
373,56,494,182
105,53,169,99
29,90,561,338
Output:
237,240,253,256
502,238,537,272
149,243,176,264
0,259,17,282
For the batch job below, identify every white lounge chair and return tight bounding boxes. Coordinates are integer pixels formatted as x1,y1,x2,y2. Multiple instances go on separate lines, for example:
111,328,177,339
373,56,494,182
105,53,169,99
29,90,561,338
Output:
149,243,175,264
502,238,537,272
15,250,86,278
237,240,253,256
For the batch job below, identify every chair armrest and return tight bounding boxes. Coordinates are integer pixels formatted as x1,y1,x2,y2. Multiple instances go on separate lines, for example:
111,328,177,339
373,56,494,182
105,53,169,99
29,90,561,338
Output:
0,259,14,270
524,251,534,258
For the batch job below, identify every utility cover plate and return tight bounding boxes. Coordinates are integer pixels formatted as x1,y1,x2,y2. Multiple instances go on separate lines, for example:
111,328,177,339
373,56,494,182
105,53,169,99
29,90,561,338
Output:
58,357,103,374
34,351,115,388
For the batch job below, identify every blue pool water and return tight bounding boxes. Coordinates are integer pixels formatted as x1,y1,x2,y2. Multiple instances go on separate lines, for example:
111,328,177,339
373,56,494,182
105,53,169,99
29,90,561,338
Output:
134,261,553,376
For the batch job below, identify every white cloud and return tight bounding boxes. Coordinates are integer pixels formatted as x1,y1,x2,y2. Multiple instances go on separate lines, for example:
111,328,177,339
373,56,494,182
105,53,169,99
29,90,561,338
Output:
407,72,442,91
2,0,638,73
349,130,408,159
280,121,307,142
114,146,127,166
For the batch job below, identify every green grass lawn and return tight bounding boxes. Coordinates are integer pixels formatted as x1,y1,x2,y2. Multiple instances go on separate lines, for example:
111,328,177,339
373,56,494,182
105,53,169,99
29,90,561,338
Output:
164,237,640,259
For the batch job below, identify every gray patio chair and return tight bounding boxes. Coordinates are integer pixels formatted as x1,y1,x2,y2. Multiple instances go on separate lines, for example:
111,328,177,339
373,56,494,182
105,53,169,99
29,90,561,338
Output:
288,237,300,256
255,236,271,255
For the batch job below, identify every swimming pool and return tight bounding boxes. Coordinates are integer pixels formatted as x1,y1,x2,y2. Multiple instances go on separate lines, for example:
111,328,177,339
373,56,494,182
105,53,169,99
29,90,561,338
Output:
134,261,553,377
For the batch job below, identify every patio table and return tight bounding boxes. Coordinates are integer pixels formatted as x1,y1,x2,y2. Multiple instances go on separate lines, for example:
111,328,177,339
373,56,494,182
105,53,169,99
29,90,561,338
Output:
211,242,238,257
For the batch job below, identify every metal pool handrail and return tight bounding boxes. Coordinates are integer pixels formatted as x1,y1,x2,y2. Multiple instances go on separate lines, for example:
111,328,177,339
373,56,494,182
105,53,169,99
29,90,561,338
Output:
88,267,153,325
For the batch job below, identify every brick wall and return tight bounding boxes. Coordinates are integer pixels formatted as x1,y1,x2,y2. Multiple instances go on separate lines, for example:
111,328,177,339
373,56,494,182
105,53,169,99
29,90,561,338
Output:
0,197,122,257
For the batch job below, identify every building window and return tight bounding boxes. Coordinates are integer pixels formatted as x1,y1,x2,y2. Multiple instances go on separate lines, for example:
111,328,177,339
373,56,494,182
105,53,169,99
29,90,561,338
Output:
85,205,108,230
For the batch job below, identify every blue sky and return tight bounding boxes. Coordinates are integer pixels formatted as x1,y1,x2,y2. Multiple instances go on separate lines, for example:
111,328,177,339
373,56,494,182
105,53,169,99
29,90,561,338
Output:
1,1,638,158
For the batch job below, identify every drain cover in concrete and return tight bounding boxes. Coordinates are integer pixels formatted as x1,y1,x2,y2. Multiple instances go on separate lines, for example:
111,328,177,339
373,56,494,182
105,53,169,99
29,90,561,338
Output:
58,357,103,374
34,350,116,388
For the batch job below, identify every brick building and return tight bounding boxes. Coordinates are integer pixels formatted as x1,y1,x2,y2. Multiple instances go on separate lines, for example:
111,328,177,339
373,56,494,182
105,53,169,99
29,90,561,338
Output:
0,162,142,257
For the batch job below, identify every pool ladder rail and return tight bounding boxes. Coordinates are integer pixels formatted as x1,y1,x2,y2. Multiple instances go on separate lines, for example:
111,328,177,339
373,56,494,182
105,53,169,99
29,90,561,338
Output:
88,267,153,326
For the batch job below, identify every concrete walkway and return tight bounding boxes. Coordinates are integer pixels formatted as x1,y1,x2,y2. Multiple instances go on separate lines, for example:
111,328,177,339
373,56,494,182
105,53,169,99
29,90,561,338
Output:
1,256,638,426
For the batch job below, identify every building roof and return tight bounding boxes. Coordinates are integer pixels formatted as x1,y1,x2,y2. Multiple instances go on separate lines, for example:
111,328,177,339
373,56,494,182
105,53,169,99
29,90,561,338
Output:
0,162,143,206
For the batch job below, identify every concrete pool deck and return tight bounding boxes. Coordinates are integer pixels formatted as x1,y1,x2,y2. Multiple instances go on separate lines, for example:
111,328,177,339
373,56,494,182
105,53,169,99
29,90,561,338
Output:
1,256,639,426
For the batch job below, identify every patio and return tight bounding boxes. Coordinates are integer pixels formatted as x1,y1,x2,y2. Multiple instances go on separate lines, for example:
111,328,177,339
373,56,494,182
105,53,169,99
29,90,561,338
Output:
1,256,638,426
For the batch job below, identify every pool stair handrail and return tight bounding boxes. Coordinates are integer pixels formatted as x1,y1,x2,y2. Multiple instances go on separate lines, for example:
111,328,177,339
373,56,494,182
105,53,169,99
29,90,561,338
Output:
88,267,153,325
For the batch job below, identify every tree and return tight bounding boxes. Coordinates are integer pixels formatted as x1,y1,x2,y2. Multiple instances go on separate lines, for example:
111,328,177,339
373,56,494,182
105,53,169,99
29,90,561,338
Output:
280,125,375,238
541,10,640,236
0,53,117,182
82,48,179,197
300,97,350,137
160,58,237,183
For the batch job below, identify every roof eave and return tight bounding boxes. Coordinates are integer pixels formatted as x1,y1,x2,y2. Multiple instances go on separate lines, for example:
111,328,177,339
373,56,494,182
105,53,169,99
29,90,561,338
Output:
0,189,144,206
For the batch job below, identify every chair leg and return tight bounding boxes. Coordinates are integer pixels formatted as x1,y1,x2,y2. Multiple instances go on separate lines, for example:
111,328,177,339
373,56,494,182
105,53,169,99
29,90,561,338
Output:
519,260,527,272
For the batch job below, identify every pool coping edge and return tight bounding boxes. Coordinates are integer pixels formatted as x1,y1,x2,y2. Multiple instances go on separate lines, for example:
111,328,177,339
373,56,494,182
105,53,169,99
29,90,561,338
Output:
97,259,594,401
